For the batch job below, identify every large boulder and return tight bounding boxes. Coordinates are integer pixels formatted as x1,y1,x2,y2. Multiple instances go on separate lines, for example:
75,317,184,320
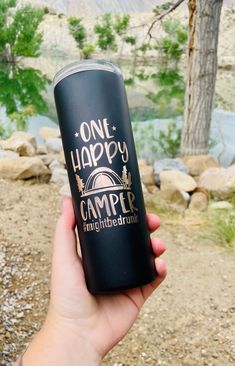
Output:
198,164,235,199
160,170,197,192
39,127,60,140
138,159,148,168
139,164,155,186
46,138,63,154
188,192,208,211
181,155,219,177
50,168,69,186
159,187,190,210
59,150,66,166
0,157,51,181
0,150,19,159
49,158,64,171
37,144,48,155
37,154,55,166
0,131,36,156
153,159,189,186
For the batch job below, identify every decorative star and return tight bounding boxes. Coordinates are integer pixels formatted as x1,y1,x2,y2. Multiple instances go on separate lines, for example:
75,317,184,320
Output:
112,126,116,131
74,132,79,137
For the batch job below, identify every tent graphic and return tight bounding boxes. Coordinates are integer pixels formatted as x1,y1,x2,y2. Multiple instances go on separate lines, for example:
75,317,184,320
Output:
76,166,132,197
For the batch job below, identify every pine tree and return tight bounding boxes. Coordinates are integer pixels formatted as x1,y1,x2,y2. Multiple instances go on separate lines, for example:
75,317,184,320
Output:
121,165,128,188
128,172,132,188
76,174,85,194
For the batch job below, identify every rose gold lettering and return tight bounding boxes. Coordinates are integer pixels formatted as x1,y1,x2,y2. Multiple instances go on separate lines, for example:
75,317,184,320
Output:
90,119,105,140
127,191,138,212
80,122,91,142
109,194,119,215
94,195,111,218
118,141,129,163
89,143,103,166
70,149,81,172
104,141,118,164
103,118,114,138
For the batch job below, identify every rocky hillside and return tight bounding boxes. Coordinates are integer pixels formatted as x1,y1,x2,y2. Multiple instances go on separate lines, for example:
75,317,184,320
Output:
18,0,235,16
18,0,166,15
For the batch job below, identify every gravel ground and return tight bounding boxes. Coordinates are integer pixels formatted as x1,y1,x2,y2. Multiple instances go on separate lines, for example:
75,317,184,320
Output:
0,179,235,366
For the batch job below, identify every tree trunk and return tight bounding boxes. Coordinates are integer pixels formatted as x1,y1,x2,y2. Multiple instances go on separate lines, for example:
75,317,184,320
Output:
181,0,223,156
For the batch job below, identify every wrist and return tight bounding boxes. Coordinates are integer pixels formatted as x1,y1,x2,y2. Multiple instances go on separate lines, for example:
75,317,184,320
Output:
23,316,102,366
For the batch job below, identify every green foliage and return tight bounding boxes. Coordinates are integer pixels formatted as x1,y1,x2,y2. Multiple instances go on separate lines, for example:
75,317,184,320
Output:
0,67,48,114
148,68,185,117
68,17,95,59
209,212,235,249
144,19,187,117
124,36,136,46
68,17,87,49
94,13,117,51
0,1,44,61
157,19,187,63
132,119,182,162
0,105,35,138
0,66,48,137
154,1,175,16
113,14,130,36
82,43,95,59
158,120,181,158
132,122,159,162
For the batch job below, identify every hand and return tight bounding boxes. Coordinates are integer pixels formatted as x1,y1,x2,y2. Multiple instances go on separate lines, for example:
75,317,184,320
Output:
22,197,167,366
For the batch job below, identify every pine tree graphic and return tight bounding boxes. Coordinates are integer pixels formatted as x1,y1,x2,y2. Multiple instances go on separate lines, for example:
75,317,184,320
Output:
121,165,128,188
76,174,84,194
127,172,132,188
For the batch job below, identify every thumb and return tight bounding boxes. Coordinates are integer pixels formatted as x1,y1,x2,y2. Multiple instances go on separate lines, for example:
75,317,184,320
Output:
52,197,79,267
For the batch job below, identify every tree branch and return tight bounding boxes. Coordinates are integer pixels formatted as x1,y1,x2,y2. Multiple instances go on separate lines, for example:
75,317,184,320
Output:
147,0,186,38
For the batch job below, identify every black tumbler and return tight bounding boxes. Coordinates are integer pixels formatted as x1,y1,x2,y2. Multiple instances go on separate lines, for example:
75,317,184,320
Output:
53,60,156,294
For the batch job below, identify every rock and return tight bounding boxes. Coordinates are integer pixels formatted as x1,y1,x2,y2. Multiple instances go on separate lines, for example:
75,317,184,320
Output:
49,159,64,171
0,157,51,181
198,164,235,199
50,168,68,186
147,185,159,194
189,192,208,211
159,187,190,210
0,131,36,156
59,150,66,166
37,154,55,166
153,159,189,186
46,138,63,154
139,165,155,186
37,144,47,155
0,150,19,159
39,127,60,140
209,201,233,210
138,159,148,167
160,170,197,192
181,155,219,176
59,183,71,196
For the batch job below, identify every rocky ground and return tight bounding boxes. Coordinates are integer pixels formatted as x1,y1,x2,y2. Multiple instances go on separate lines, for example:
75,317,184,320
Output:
0,179,234,366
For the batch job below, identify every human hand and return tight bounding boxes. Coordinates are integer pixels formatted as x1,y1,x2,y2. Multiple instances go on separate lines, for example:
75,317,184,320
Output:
22,197,167,366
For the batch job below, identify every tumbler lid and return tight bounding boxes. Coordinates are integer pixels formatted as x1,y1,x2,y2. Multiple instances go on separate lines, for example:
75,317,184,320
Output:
53,60,122,87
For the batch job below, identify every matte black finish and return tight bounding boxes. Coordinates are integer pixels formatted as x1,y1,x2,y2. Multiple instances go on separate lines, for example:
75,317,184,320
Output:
54,62,156,293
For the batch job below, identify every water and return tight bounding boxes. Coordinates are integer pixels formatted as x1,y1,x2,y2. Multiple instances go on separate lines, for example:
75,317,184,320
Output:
0,62,234,166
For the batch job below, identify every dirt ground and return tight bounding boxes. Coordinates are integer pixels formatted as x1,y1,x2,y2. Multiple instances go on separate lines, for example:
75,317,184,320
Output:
0,179,235,366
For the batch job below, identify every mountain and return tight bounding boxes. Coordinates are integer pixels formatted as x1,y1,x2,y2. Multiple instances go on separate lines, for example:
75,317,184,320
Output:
18,0,169,15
